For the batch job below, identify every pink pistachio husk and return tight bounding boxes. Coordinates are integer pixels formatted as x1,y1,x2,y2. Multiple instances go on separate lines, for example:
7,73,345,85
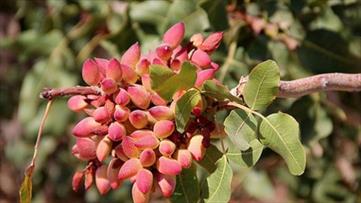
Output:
101,78,118,94
191,49,211,68
199,32,223,53
190,33,204,47
106,58,122,81
107,158,123,189
121,42,141,69
176,149,193,169
90,95,106,107
108,122,126,142
150,93,168,106
156,44,173,61
128,85,151,109
72,171,84,192
115,88,130,106
152,57,166,66
72,117,101,137
153,120,175,139
172,89,186,101
95,165,111,195
141,74,152,91
84,168,94,190
94,58,108,76
136,168,154,194
129,110,149,129
114,144,130,162
139,148,156,167
156,173,176,198
163,22,185,49
121,136,140,158
157,156,182,176
148,106,174,121
104,99,115,114
195,68,216,87
67,95,88,112
187,135,206,161
75,137,97,160
131,130,159,150
118,158,142,180
136,58,151,76
132,183,150,203
82,58,101,85
170,59,181,72
159,140,176,157
93,106,111,123
121,64,138,84
96,136,112,162
114,105,130,122
172,46,188,63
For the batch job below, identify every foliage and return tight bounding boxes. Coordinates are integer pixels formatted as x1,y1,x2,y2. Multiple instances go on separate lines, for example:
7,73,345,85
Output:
1,0,360,203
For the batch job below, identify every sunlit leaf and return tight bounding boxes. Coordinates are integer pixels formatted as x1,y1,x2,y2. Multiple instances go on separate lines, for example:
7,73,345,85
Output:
171,165,200,203
175,89,202,133
202,80,241,103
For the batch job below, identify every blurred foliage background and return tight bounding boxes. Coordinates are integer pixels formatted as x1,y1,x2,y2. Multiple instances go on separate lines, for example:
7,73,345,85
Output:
0,0,361,202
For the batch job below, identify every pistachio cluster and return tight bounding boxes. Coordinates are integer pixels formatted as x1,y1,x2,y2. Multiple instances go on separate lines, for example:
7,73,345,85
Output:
68,22,223,202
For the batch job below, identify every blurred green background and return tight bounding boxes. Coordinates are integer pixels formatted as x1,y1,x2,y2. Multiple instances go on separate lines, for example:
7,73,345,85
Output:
0,0,361,202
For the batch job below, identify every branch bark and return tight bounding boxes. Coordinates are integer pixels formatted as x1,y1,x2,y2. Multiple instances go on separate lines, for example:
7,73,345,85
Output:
40,73,361,100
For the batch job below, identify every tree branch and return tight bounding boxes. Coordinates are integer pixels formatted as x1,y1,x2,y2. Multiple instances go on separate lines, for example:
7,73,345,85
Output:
231,73,361,98
40,73,361,100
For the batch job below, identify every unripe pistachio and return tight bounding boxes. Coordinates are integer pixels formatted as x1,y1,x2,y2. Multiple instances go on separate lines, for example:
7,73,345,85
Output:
106,58,122,81
107,158,123,189
104,99,115,114
172,89,186,101
153,120,175,139
114,144,129,162
82,58,101,85
157,156,182,176
159,140,176,157
108,122,126,142
163,22,185,49
72,117,101,137
156,173,176,198
199,32,223,53
94,58,108,76
136,168,153,194
136,59,150,76
156,45,172,61
129,110,148,129
190,33,204,47
101,78,118,94
141,74,152,91
187,135,205,161
96,136,112,162
95,165,111,195
68,95,88,112
152,57,165,66
195,68,216,87
191,49,211,68
93,106,111,123
121,64,138,84
170,59,181,72
113,105,130,122
75,137,97,160
175,149,192,169
139,148,156,167
118,158,142,180
115,88,130,106
150,93,168,106
131,130,159,150
121,136,140,158
84,168,94,190
148,106,174,121
121,42,140,69
132,182,150,203
127,85,151,109
72,171,84,192
90,95,106,107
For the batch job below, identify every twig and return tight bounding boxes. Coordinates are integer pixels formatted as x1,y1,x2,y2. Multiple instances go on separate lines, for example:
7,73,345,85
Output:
231,73,361,98
40,86,101,100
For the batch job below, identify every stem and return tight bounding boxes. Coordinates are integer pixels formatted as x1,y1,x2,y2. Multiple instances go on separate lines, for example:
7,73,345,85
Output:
40,86,101,100
26,100,53,176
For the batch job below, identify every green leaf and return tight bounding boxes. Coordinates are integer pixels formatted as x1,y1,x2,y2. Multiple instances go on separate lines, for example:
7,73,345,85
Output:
197,144,223,173
171,165,200,203
259,112,306,175
243,60,280,110
202,80,241,103
224,110,255,151
150,62,197,101
175,89,202,133
19,173,32,203
226,139,263,168
202,155,233,203
199,0,229,30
